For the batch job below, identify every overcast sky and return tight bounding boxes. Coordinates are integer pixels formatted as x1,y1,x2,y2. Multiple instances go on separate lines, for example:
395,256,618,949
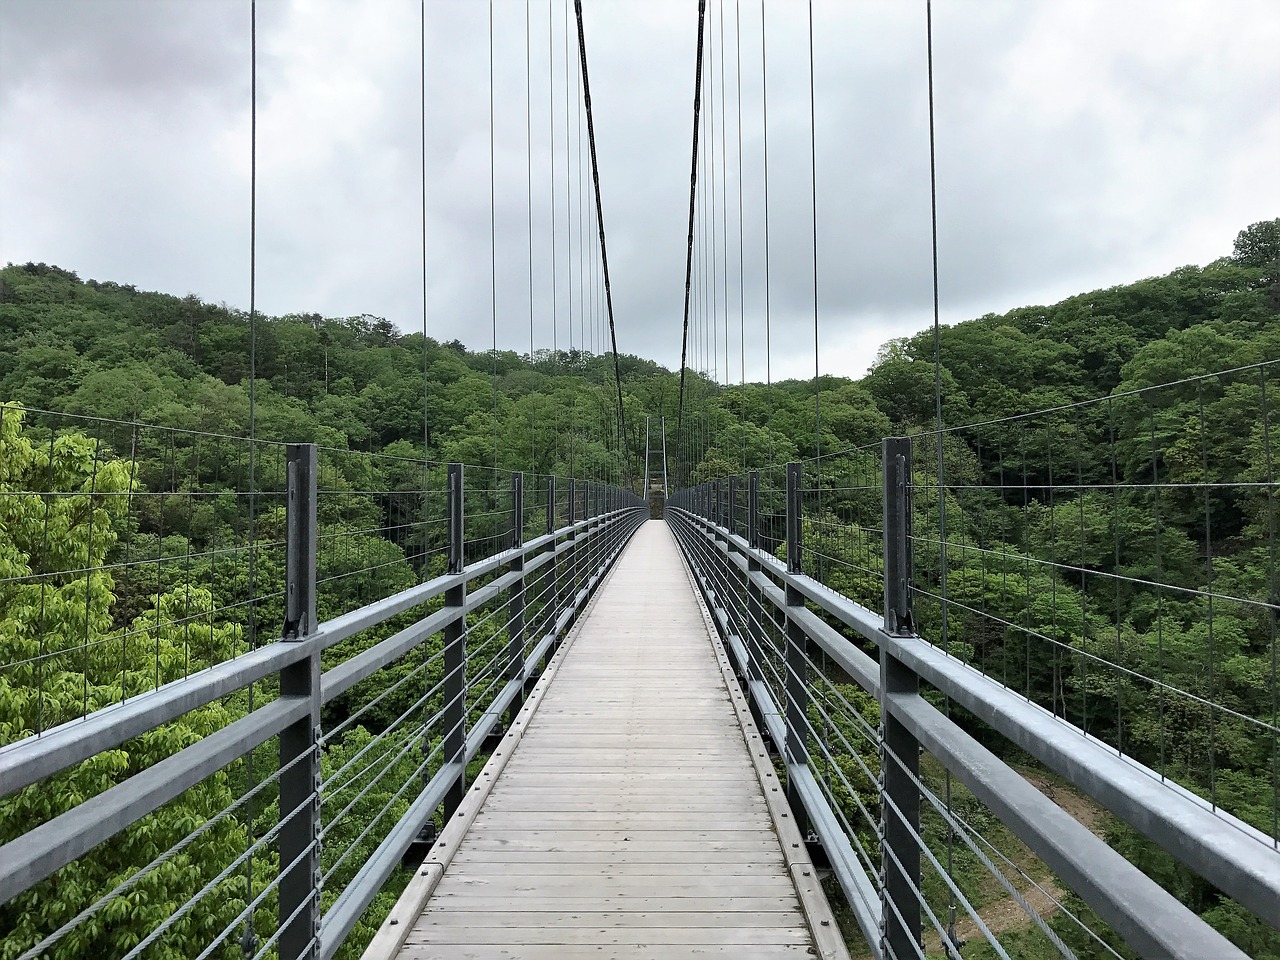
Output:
2,0,1277,382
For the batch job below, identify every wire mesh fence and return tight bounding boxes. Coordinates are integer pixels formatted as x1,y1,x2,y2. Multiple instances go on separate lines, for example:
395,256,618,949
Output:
907,361,1279,848
667,358,1280,960
0,403,288,738
0,402,647,960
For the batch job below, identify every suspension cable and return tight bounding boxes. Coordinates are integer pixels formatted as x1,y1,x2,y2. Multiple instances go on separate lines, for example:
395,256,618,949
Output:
548,0,558,358
735,0,745,469
719,0,729,401
573,0,630,478
525,0,535,464
760,0,774,461
421,0,430,468
925,0,958,943
808,0,821,464
242,4,259,953
676,0,708,480
489,0,499,471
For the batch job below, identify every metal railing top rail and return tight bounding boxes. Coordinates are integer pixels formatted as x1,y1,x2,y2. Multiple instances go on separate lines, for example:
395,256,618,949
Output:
0,502,640,799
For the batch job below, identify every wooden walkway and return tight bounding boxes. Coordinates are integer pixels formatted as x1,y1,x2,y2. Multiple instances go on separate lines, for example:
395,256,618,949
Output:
367,520,847,960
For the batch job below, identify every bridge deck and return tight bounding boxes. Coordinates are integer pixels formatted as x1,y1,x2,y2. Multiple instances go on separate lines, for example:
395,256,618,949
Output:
377,520,842,959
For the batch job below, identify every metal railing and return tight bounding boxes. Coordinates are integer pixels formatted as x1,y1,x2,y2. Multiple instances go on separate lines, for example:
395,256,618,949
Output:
668,435,1280,960
0,421,646,960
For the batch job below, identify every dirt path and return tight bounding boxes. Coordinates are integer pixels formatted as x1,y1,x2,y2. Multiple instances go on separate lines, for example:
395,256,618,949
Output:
919,768,1106,956
923,879,1067,955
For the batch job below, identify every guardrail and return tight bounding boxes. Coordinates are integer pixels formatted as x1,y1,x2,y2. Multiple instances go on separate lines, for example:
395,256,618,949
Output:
0,437,646,960
668,441,1280,960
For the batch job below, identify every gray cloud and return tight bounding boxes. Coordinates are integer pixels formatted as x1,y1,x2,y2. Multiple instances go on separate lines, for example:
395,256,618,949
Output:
2,0,1277,384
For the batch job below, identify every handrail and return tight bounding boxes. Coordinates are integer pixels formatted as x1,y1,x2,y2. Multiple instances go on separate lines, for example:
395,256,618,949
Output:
0,507,639,798
0,448,648,960
667,446,1279,960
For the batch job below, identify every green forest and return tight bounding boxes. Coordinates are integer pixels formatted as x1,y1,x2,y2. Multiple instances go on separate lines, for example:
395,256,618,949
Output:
1,216,1277,959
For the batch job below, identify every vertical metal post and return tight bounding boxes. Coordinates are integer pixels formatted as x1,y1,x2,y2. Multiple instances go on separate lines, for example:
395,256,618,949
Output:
544,475,558,665
582,481,595,586
507,472,526,710
880,437,921,958
725,474,747,685
740,470,767,738
546,475,556,537
783,462,810,830
567,478,578,602
661,416,669,497
786,462,803,575
883,438,914,637
713,479,724,543
442,463,467,817
727,476,738,540
279,443,320,960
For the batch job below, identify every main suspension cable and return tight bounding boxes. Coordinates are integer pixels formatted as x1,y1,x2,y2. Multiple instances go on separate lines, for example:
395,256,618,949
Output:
676,0,709,480
573,0,629,476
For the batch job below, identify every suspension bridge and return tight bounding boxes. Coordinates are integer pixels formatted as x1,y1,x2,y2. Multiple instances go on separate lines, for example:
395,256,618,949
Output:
1,2,1278,960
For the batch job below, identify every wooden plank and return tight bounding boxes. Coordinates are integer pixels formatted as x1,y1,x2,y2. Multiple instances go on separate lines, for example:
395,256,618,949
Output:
466,814,766,829
398,947,811,959
457,839,782,853
419,897,797,912
414,911,802,928
477,799,767,812
429,877,797,896
439,861,787,876
453,829,782,843
403,927,813,945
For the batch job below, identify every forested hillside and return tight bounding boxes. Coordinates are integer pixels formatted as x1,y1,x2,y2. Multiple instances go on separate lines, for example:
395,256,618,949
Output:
1,218,1275,478
1,218,1276,959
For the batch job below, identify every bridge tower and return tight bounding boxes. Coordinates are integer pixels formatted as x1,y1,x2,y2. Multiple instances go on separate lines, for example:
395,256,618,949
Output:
642,415,669,518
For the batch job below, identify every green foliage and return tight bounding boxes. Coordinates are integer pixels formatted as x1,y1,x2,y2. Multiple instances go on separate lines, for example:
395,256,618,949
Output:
2,219,1276,958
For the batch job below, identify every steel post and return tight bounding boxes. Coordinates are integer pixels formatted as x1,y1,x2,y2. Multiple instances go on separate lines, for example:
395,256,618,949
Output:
713,479,724,543
745,472,766,732
279,443,320,960
783,463,810,832
883,438,914,637
880,438,922,957
442,463,467,817
507,472,526,715
726,476,738,540
786,462,802,575
564,478,577,639
547,474,558,636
